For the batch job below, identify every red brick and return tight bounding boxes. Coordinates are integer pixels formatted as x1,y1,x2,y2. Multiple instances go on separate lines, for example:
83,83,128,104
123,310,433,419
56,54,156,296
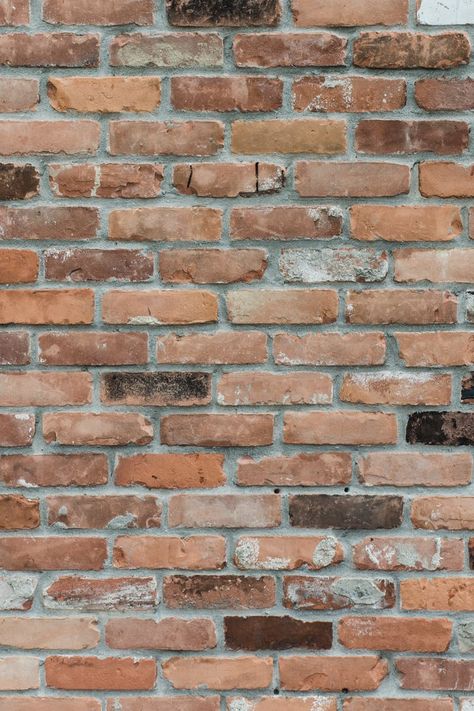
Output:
0,206,98,240
401,578,474,611
0,699,101,711
115,453,225,489
45,249,153,283
102,290,217,325
232,119,346,154
419,162,474,198
0,121,99,155
353,32,471,69
0,657,39,690
274,332,386,366
230,206,342,240
411,497,474,531
237,453,352,487
107,700,219,711
234,33,346,67
110,33,223,68
356,120,469,155
359,452,472,487
227,289,338,324
0,289,93,325
113,535,226,570
346,289,457,324
284,576,395,611
109,207,222,242
350,205,462,242
45,656,157,690
344,700,453,711
293,0,408,26
395,332,474,366
0,538,107,570
162,656,273,690
0,34,99,67
339,616,452,652
160,249,267,284
39,332,148,366
0,454,108,488
0,495,39,530
48,77,161,113
161,414,273,447
0,616,99,650
0,250,38,284
49,164,163,198
218,372,332,405
397,658,474,691
293,76,406,112
0,414,35,447
228,700,336,711
43,412,153,447
171,76,282,111
47,495,161,529
415,78,474,111
44,576,158,611
296,161,410,197
106,617,216,650
0,372,91,406
109,121,224,156
0,332,29,365
284,411,397,445
156,332,267,364
340,372,451,406
43,0,154,25
394,248,474,283
280,656,388,691
0,0,29,24
173,163,284,197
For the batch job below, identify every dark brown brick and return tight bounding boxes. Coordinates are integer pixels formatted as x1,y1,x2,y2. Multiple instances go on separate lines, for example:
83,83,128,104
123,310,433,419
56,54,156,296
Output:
0,164,39,200
45,249,153,282
407,412,474,446
290,495,403,529
284,576,395,610
461,374,474,404
166,0,280,26
353,32,471,69
0,33,99,67
224,616,332,650
163,575,275,609
469,538,474,569
101,372,211,406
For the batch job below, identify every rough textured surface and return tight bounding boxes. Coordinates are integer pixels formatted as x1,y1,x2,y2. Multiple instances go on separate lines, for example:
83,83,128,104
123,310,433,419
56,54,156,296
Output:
0,0,473,706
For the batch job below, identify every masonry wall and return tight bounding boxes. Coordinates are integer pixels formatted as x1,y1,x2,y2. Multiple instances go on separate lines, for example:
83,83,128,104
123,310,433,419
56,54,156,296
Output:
0,0,473,709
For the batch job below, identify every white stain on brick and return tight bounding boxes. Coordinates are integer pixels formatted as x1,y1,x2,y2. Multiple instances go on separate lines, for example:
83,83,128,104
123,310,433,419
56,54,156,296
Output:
418,0,474,24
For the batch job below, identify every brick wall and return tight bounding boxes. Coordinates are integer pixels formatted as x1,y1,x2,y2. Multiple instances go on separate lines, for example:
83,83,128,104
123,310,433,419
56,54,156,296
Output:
0,0,473,708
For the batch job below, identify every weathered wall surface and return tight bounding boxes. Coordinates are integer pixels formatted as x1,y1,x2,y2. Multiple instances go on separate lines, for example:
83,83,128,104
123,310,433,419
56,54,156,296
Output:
0,0,473,708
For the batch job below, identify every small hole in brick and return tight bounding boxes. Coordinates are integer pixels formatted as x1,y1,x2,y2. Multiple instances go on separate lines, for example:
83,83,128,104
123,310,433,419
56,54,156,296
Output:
274,689,280,695
344,487,350,493
342,688,349,694
274,488,280,494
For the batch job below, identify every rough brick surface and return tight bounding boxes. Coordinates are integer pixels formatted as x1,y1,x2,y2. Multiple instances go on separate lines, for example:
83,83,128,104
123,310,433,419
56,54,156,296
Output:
0,0,472,705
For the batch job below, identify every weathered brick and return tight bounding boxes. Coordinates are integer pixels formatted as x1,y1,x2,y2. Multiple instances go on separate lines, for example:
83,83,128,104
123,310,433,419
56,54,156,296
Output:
296,162,410,197
0,372,91,406
0,573,37,611
402,578,474,611
156,332,267,364
173,163,284,197
0,414,35,447
43,412,153,446
397,658,474,691
284,411,397,445
359,452,472,487
0,455,108,488
0,206,99,240
0,617,99,650
279,248,388,283
163,575,275,609
107,700,219,711
411,497,474,530
47,495,161,529
0,657,39,690
109,207,222,242
168,494,281,528
0,121,100,155
0,333,29,365
354,32,471,69
339,616,452,652
344,700,453,711
279,656,388,691
39,332,148,366
407,412,474,446
351,205,462,242
293,76,406,112
162,655,273,690
346,289,457,324
353,537,464,571
45,249,153,283
274,332,386,366
415,78,474,110
419,162,474,197
0,0,29,24
0,538,107,571
227,289,338,324
160,249,267,284
340,372,451,405
232,119,346,154
0,250,38,283
218,372,332,405
161,414,274,447
44,576,158,611
110,33,223,67
0,165,39,200
396,332,474,366
102,290,218,325
0,699,101,711
49,164,163,199
230,206,343,240
100,372,211,406
0,495,39,530
234,535,343,570
45,656,157,690
106,618,216,650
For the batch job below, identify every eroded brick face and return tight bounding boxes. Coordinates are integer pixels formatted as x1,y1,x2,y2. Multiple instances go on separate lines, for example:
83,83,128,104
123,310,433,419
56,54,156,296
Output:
0,0,473,705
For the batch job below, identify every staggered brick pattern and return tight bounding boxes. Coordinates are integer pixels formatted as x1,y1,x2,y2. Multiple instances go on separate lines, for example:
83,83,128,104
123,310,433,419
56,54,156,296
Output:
0,0,473,708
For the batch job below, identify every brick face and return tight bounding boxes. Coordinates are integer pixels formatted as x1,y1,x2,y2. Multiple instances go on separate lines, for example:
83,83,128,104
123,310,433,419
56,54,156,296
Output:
0,0,472,704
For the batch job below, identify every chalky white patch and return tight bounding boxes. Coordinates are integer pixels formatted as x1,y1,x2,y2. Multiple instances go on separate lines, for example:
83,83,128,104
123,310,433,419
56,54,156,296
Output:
418,0,474,24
